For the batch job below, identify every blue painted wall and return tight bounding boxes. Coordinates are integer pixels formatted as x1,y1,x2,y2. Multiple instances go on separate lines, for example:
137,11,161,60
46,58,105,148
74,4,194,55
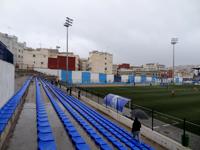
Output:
128,75,135,83
114,75,121,82
152,76,156,82
61,70,66,82
82,72,91,84
61,70,72,83
99,73,107,83
141,74,146,83
176,77,179,83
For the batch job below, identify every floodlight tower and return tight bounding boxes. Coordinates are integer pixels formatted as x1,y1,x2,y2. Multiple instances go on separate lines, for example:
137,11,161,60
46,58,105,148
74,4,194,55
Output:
171,38,178,84
64,17,73,86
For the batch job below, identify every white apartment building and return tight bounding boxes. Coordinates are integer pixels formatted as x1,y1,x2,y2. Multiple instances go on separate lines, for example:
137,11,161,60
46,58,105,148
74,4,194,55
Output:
143,63,166,71
0,32,26,68
112,64,118,75
80,58,88,71
88,51,113,74
23,48,48,69
47,48,59,58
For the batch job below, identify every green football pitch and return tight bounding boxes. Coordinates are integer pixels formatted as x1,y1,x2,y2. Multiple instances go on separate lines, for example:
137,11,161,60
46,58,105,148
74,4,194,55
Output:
86,85,200,125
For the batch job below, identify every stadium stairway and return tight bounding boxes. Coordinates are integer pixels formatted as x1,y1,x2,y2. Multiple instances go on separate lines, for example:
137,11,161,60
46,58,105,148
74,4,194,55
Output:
43,79,154,150
35,78,56,150
0,77,32,149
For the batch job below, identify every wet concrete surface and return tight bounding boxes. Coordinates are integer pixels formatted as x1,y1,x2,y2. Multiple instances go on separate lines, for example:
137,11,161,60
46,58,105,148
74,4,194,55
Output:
6,82,37,150
7,77,165,150
40,85,75,150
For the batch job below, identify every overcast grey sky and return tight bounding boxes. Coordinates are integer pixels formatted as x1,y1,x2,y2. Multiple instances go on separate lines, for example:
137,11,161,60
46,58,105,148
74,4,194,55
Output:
0,0,200,66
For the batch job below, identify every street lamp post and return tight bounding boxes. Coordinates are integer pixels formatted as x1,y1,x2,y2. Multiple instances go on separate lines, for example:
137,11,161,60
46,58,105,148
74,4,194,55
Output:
64,17,73,87
56,46,60,77
171,38,178,84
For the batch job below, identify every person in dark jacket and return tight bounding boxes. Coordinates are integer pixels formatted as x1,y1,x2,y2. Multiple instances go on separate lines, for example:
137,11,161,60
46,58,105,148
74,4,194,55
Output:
78,90,81,99
132,117,141,142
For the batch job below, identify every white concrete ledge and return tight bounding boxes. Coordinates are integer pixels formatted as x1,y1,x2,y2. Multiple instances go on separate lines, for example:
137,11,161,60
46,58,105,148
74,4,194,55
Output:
72,91,191,150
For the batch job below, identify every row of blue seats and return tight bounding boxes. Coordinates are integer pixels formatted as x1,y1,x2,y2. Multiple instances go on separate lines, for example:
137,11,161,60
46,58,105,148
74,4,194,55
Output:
41,80,90,150
43,80,114,150
67,95,151,150
0,77,32,134
61,92,152,150
45,81,129,150
35,78,56,150
50,83,154,150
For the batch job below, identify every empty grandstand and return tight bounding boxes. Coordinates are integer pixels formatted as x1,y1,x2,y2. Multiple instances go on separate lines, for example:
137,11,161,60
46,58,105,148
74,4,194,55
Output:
0,77,162,150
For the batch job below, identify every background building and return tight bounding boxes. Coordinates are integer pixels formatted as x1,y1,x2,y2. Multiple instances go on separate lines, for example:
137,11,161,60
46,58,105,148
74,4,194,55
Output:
142,63,166,72
23,48,49,69
58,52,80,70
48,56,76,70
88,50,113,74
112,64,118,75
0,32,26,68
80,58,88,71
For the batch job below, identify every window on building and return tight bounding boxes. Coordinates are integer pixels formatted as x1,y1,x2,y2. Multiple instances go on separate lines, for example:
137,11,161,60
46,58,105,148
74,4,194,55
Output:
18,50,20,52
105,67,107,71
41,62,44,65
18,55,20,58
105,63,107,65
33,61,35,64
33,54,36,57
44,55,46,58
105,57,107,60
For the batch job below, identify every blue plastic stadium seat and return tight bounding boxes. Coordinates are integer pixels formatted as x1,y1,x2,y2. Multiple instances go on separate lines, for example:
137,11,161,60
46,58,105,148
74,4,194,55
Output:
38,141,56,150
95,138,107,146
38,121,50,127
37,117,49,122
40,79,90,150
38,132,55,141
69,131,80,137
38,126,52,133
35,78,56,150
0,77,32,135
76,143,90,150
72,136,85,144
0,118,9,124
101,144,113,150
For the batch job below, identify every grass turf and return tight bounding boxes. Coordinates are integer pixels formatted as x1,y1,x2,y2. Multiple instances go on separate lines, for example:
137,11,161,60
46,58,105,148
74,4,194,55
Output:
86,85,200,125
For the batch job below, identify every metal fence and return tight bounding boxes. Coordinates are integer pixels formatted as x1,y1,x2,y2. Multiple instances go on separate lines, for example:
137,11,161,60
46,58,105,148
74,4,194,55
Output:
68,86,200,150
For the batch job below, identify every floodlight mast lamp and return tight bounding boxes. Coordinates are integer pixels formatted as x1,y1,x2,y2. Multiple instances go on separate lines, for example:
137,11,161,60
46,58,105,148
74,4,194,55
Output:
64,17,73,87
171,38,178,84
